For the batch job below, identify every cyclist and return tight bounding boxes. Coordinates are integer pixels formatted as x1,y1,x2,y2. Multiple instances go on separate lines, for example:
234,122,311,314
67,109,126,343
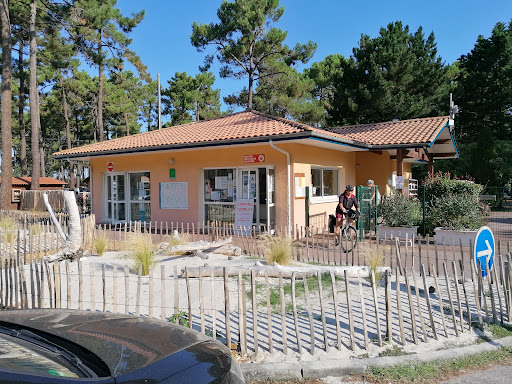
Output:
335,185,360,246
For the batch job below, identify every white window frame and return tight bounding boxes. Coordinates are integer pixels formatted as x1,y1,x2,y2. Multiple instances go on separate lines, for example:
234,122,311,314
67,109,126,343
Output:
310,167,339,204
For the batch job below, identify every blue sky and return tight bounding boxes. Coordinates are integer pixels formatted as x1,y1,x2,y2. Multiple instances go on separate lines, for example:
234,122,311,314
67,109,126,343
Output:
118,0,512,111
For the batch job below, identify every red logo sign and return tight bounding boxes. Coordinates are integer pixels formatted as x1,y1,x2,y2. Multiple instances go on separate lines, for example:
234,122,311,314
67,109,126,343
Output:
243,154,265,163
107,162,114,172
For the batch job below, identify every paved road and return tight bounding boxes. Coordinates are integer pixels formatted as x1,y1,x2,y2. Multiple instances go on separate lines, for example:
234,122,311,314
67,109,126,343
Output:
441,364,512,384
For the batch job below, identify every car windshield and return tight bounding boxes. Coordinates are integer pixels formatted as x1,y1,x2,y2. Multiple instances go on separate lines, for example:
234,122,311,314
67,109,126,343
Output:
0,333,79,378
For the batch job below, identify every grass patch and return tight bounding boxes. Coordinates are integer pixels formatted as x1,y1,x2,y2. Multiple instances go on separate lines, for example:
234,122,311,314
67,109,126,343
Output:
126,233,157,275
361,245,385,284
93,233,108,257
259,233,299,266
378,345,413,357
488,323,512,339
0,217,17,243
362,347,512,383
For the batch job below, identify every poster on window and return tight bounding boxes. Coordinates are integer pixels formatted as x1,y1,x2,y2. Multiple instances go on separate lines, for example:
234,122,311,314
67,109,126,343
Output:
294,173,306,199
235,199,254,235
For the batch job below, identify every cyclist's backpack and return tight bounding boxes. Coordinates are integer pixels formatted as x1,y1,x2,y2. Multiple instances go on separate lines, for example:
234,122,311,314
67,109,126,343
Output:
328,214,336,233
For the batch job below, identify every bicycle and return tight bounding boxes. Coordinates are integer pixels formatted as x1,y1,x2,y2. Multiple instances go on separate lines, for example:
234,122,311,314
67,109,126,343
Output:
335,210,359,253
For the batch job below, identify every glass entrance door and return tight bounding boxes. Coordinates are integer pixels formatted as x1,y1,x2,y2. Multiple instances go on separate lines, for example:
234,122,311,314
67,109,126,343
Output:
105,173,126,222
238,167,275,232
239,168,258,226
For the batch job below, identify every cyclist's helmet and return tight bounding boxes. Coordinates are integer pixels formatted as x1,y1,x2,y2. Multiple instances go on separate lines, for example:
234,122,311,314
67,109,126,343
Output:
346,185,354,191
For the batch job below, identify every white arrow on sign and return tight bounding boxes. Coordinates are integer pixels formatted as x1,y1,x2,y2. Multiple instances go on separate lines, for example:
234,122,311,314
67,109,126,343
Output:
477,240,493,258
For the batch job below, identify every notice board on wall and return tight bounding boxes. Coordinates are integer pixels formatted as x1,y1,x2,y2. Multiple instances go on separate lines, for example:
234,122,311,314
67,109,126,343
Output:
159,182,188,209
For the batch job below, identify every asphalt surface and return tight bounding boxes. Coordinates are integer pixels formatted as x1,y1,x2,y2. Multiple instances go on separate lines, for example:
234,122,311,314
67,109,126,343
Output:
441,364,512,384
241,336,512,382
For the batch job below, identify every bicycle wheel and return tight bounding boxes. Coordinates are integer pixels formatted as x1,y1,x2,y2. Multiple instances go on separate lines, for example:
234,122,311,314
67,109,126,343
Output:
340,226,358,253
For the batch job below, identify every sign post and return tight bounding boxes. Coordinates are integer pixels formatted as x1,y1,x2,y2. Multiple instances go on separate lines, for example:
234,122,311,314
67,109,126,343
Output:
474,226,495,277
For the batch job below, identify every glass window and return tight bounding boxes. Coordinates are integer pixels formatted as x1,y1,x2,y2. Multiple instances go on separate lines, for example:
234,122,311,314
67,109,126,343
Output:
311,168,338,197
131,202,151,221
204,169,236,203
130,173,150,201
205,204,235,223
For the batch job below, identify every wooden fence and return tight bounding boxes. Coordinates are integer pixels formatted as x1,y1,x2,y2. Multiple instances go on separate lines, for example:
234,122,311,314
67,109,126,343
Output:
18,190,67,212
1,241,511,355
1,216,512,356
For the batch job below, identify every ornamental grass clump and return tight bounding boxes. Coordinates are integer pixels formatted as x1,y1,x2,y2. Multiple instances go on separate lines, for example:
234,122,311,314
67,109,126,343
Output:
93,233,108,257
0,217,17,244
259,233,297,266
361,245,385,285
380,193,421,227
127,233,157,275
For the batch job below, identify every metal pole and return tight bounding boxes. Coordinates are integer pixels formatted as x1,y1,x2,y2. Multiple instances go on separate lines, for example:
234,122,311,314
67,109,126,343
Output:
157,73,161,130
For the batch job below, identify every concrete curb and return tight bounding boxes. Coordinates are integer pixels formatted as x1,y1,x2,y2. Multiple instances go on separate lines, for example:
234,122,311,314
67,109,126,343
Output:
241,336,512,381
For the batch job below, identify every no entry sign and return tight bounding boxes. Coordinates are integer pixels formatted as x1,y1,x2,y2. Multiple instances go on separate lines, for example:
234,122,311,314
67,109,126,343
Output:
107,162,114,172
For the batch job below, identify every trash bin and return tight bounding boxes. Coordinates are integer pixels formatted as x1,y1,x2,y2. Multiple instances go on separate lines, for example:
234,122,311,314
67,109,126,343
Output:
328,214,336,233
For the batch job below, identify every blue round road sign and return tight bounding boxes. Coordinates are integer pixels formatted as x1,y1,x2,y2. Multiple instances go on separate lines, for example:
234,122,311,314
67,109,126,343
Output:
474,226,495,277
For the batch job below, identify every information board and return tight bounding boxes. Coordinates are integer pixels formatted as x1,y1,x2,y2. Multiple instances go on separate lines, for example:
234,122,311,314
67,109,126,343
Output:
159,182,188,210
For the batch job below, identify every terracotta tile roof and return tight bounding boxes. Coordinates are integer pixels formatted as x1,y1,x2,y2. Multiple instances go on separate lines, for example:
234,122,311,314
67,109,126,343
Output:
0,177,30,186
54,111,315,158
53,111,451,158
326,116,449,146
17,177,68,186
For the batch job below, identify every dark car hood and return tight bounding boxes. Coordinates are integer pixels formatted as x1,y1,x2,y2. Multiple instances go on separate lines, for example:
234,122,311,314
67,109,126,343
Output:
0,309,213,378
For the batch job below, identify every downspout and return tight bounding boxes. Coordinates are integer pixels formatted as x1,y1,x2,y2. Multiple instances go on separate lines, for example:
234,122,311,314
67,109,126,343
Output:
269,140,291,237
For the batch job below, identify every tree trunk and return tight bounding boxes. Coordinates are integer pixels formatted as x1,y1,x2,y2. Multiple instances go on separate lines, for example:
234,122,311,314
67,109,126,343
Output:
247,72,254,110
0,0,13,209
40,144,46,177
18,41,28,176
97,30,104,142
61,81,75,190
29,0,40,190
124,112,130,136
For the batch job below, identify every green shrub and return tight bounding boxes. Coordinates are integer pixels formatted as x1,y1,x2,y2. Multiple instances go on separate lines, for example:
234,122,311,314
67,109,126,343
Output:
423,172,484,233
258,233,298,266
380,193,421,227
127,233,157,275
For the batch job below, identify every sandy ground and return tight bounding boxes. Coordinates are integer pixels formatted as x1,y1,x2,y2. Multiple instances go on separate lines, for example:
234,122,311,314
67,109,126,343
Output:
17,246,506,364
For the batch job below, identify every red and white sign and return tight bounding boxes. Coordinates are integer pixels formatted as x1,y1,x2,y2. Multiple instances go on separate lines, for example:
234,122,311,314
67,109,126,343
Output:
107,162,114,172
243,154,265,163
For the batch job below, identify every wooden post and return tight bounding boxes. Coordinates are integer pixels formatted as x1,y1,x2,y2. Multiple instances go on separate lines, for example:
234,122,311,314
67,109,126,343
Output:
421,265,438,340
251,269,259,353
358,270,370,349
223,267,231,349
136,264,142,316
210,268,217,340
291,272,302,354
451,261,465,332
185,267,192,328
279,272,288,354
396,148,404,194
161,265,166,321
442,263,459,336
431,265,448,337
330,271,342,351
238,273,247,354
264,272,273,353
403,269,419,344
344,270,356,351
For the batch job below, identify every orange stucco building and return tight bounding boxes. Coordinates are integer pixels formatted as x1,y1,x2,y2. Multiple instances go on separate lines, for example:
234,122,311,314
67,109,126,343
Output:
53,111,457,232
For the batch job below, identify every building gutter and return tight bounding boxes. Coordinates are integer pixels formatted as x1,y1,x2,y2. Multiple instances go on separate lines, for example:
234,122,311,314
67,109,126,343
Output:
269,139,291,237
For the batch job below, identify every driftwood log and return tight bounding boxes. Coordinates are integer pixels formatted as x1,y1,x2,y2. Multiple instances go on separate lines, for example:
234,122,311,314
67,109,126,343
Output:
163,237,242,259
43,191,85,262
182,262,391,278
